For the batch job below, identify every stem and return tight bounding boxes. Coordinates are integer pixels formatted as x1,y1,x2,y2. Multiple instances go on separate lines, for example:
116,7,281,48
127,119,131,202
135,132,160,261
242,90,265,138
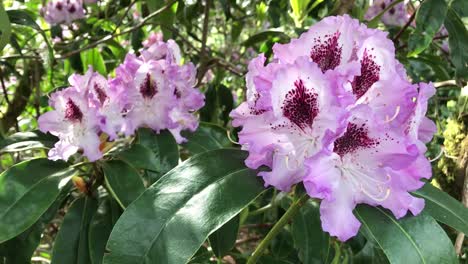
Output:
393,9,416,42
247,194,309,264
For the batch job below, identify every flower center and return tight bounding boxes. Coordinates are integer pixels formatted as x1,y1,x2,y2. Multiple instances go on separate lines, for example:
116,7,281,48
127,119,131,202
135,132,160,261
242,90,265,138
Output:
64,98,83,122
334,123,379,157
94,83,107,104
310,31,342,72
68,3,76,13
140,73,157,99
351,50,380,99
282,79,319,130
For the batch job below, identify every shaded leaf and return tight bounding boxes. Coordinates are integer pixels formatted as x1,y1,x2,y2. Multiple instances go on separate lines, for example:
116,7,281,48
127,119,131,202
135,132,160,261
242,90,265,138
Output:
444,7,468,79
51,197,98,264
137,128,179,183
89,197,120,264
118,144,159,172
0,3,11,52
209,214,239,258
291,200,330,264
102,160,145,209
243,30,290,47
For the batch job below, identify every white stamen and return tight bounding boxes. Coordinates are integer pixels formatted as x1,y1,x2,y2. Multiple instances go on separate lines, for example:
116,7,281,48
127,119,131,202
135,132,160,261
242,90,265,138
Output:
385,106,400,123
361,185,391,202
226,130,240,145
429,146,444,162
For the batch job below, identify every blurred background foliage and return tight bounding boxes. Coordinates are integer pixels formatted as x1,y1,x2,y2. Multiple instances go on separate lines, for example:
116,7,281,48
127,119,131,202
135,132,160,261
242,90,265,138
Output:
0,0,467,263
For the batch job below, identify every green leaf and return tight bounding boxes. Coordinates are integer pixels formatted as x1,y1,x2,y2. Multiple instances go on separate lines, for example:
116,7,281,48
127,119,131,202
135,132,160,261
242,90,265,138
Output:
218,84,234,125
81,48,107,75
353,241,389,264
51,197,98,264
291,200,330,264
137,128,179,183
147,0,179,39
0,3,11,52
408,0,448,57
355,205,457,264
103,149,266,264
0,130,57,153
118,143,159,172
444,7,468,79
243,30,290,47
0,159,75,243
209,214,239,258
0,183,71,263
413,183,468,235
102,160,145,209
181,122,231,155
89,197,120,264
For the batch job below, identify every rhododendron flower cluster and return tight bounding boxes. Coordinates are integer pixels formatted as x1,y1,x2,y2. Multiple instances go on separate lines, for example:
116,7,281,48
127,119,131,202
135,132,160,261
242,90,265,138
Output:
365,0,409,26
39,33,204,161
41,0,86,25
231,15,436,241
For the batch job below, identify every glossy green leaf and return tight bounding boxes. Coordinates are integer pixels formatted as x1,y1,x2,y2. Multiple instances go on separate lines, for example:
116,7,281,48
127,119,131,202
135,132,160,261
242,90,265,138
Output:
118,143,159,172
103,149,266,264
81,48,107,76
355,205,457,264
182,122,231,155
137,128,179,183
0,183,71,263
89,197,120,264
291,200,330,264
51,197,98,264
413,183,468,234
0,3,11,52
217,84,234,125
0,159,75,243
209,214,239,258
0,130,57,153
444,7,468,79
408,0,448,57
102,160,145,209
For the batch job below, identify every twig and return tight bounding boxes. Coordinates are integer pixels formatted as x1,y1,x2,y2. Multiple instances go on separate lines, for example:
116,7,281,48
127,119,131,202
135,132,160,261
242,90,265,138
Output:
393,11,416,43
201,0,211,58
0,67,10,105
56,0,178,59
111,0,139,35
434,80,457,88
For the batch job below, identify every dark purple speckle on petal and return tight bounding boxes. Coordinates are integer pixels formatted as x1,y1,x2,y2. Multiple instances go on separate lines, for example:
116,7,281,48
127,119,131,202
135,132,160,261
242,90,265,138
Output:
282,79,319,130
310,31,342,72
64,98,83,122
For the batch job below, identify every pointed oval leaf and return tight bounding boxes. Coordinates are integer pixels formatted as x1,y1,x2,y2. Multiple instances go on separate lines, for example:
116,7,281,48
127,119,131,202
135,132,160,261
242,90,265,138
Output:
408,0,448,56
181,122,232,155
103,149,266,264
118,143,159,172
444,7,468,79
291,200,330,264
137,128,179,183
102,160,145,209
0,159,75,243
89,197,120,264
51,197,98,264
413,183,468,235
209,214,239,258
0,184,71,263
0,130,57,153
355,205,457,264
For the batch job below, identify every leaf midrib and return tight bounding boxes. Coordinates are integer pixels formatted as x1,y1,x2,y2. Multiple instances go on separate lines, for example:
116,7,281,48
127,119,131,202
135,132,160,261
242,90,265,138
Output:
376,207,426,264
